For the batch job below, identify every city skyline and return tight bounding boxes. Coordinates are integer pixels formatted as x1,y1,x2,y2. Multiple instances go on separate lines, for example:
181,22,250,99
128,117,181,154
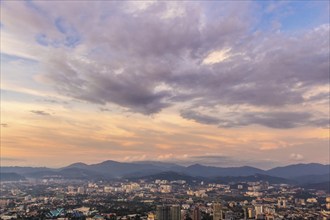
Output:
1,1,329,168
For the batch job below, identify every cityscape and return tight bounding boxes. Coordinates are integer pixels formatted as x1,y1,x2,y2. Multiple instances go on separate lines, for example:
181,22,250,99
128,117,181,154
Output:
1,1,329,220
1,160,330,219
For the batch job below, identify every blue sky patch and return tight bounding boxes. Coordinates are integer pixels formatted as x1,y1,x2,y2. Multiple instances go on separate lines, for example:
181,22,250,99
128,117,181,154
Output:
1,53,39,64
35,33,49,46
54,17,81,48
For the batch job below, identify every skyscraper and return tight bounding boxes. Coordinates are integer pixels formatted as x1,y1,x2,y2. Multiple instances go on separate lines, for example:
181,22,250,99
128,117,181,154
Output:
213,202,223,220
193,206,201,220
170,205,181,220
156,205,170,220
277,197,287,208
156,205,181,220
326,196,330,210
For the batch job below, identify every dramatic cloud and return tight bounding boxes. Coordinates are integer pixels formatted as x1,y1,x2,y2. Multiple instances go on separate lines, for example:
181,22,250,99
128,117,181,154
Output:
1,1,329,167
2,1,329,128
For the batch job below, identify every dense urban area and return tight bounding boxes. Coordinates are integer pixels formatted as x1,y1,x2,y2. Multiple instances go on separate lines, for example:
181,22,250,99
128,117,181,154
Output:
1,176,329,220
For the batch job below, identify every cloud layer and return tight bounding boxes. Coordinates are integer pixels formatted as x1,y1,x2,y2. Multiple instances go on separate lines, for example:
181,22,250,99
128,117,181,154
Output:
1,1,329,129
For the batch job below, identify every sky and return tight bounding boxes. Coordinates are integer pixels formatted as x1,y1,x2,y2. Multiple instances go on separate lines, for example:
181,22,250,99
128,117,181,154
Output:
1,1,329,169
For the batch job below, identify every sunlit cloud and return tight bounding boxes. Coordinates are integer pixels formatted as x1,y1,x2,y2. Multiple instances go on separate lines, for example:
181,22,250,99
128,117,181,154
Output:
202,48,232,65
290,153,304,161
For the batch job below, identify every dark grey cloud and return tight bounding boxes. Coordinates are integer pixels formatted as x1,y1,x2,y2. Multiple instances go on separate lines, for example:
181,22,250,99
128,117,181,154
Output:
180,109,220,125
35,2,256,115
310,118,330,128
231,112,313,129
224,112,329,129
30,110,51,116
6,2,328,126
181,110,329,129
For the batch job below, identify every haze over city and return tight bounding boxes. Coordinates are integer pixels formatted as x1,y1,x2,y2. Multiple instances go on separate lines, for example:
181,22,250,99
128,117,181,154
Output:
1,1,329,169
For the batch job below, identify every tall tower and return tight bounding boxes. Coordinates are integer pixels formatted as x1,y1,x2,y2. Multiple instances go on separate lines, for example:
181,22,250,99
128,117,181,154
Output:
213,202,222,220
255,204,263,215
170,205,181,220
247,207,255,219
277,197,287,208
326,196,330,210
242,206,247,220
156,205,170,220
193,206,201,220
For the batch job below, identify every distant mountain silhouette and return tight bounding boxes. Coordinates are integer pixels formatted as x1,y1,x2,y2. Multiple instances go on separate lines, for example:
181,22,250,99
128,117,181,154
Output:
184,164,265,177
0,166,52,175
0,172,26,181
132,161,185,170
291,173,330,184
65,162,89,169
210,173,292,184
1,161,329,184
65,160,181,178
302,181,330,192
23,168,105,180
25,170,58,178
266,163,330,178
59,168,106,179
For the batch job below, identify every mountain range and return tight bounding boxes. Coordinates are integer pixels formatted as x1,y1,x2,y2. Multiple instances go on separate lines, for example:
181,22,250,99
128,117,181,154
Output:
1,160,329,190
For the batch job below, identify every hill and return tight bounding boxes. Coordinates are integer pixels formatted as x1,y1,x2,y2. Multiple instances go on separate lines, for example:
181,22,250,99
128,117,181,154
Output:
266,163,330,178
0,172,26,181
1,161,328,184
184,164,265,177
302,181,330,192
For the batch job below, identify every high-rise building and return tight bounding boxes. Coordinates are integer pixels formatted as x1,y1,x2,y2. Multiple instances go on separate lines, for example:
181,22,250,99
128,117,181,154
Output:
171,205,181,220
255,204,264,215
213,202,222,220
247,207,255,219
265,214,275,220
67,186,75,194
326,196,330,210
77,187,85,194
181,210,188,220
277,197,287,208
193,207,201,220
156,205,171,220
242,207,247,220
148,213,155,220
160,185,172,193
